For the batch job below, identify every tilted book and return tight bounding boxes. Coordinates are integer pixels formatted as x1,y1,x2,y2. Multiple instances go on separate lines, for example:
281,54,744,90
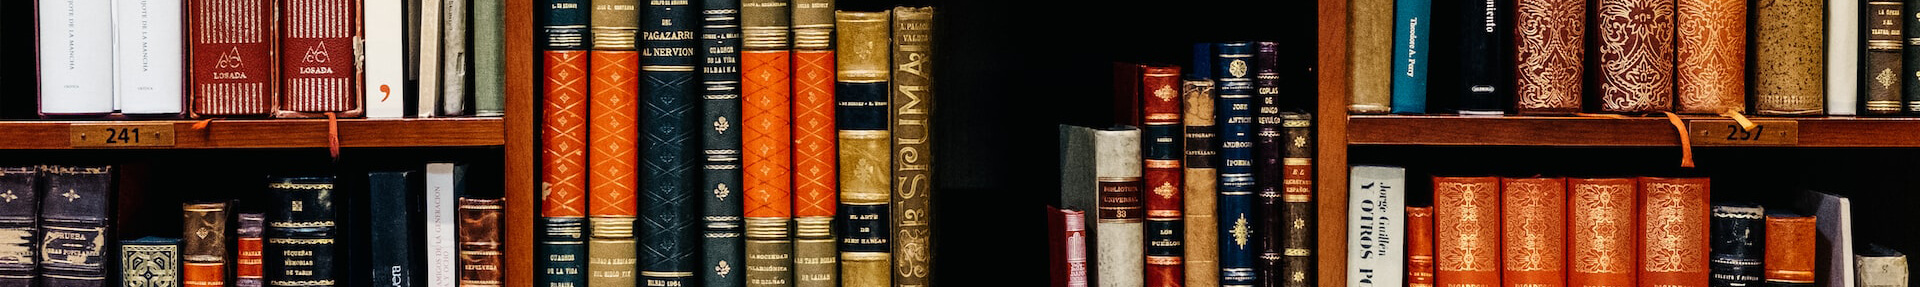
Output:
1502,177,1566,286
639,0,702,284
367,172,421,287
1214,41,1257,287
1389,0,1430,114
1567,178,1636,287
1347,166,1405,287
1180,44,1220,287
1675,0,1746,114
1596,0,1676,113
1254,42,1284,287
184,202,231,287
1278,112,1314,287
890,7,936,287
1407,206,1434,287
1457,0,1511,115
1433,176,1499,287
189,0,277,117
1765,212,1817,287
1799,190,1854,287
834,10,892,287
1059,125,1142,287
1710,203,1765,287
114,0,186,116
459,198,505,287
1638,177,1710,287
1866,1,1905,115
39,166,112,287
1347,0,1394,113
265,176,339,287
790,2,838,286
365,0,408,118
0,167,37,287
121,237,183,287
1514,0,1584,115
1830,0,1862,115
440,0,471,116
701,0,747,286
238,213,266,287
1753,0,1825,115
1853,244,1908,287
540,48,591,287
742,0,795,285
472,0,506,116
37,0,116,116
279,0,361,118
1141,64,1185,287
1048,206,1089,287
428,164,464,287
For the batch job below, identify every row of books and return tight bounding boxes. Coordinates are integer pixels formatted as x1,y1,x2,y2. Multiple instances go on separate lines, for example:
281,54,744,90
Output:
1351,0,1920,116
0,163,500,287
1343,166,1911,287
1052,41,1321,287
34,0,503,118
534,0,936,286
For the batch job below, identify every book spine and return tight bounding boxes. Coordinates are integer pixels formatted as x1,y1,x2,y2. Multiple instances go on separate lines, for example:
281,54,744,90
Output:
743,0,794,286
1459,0,1511,114
1501,178,1566,286
188,0,277,117
1278,113,1314,287
280,0,359,116
1096,129,1145,287
590,217,639,287
1638,177,1711,286
428,164,463,287
1142,65,1186,287
1114,64,1143,126
36,0,115,115
1433,176,1501,287
114,0,186,115
639,0,701,284
1049,207,1089,287
1597,0,1676,113
545,0,589,50
1908,0,1920,113
473,0,505,116
1675,0,1746,114
790,2,838,286
588,0,640,284
1214,41,1257,287
0,168,36,287
1253,42,1284,287
1764,213,1816,286
891,7,936,287
1710,204,1765,287
1514,0,1584,114
835,11,892,287
1567,178,1636,287
265,177,338,287
184,202,231,287
366,0,409,118
238,213,266,287
1346,166,1406,287
1852,246,1907,287
1348,0,1393,113
701,0,746,286
1753,0,1826,115
1407,207,1435,287
540,217,587,287
1831,0,1863,115
540,48,591,287
1181,74,1220,287
1867,1,1906,115
369,172,418,287
1389,0,1430,114
38,166,112,287
121,238,183,287
439,0,471,116
459,198,506,286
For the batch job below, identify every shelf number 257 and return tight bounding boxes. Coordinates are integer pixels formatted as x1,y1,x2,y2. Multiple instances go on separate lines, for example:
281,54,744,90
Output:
1722,124,1765,141
1688,120,1798,146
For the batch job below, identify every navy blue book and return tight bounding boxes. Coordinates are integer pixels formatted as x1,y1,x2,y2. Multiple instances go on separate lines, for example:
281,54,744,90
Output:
541,0,588,50
367,171,421,287
39,166,112,287
641,0,701,285
700,0,746,285
1214,41,1258,287
1391,0,1432,113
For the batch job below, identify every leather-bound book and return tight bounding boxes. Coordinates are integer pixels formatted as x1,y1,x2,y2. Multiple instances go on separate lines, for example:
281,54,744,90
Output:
1181,44,1220,287
1141,65,1186,287
742,0,795,285
1278,112,1314,287
835,10,891,287
1214,41,1258,287
540,216,586,287
459,198,505,286
238,213,266,287
639,0,702,284
1060,126,1143,287
188,0,277,117
1253,41,1284,287
1460,0,1513,115
1347,166,1405,287
39,166,112,287
1596,0,1676,113
790,3,838,287
541,49,591,287
278,0,361,118
367,172,420,287
1675,0,1747,114
1853,244,1908,287
1866,1,1905,115
890,7,936,287
1408,206,1435,287
1567,178,1635,287
589,216,639,287
1764,212,1816,287
589,0,641,285
701,0,747,286
1514,0,1585,115
1349,0,1394,113
1909,0,1920,114
1752,0,1824,115
184,202,231,287
1501,177,1565,287
0,167,37,287
265,177,338,287
1638,177,1711,287
1710,203,1765,287
121,237,183,287
1433,176,1500,287
1049,206,1089,287
37,0,114,116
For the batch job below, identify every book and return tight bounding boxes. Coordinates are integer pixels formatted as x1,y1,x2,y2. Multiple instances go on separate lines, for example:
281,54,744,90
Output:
541,49,592,287
459,198,504,286
238,213,266,287
1711,203,1765,287
472,0,505,116
1596,0,1676,113
1909,0,1920,113
1567,178,1636,287
1753,0,1826,115
427,164,463,287
39,166,112,287
122,237,183,287
1799,191,1853,287
1854,244,1908,287
1390,0,1430,114
0,167,37,287
1866,1,1905,115
1278,112,1314,287
589,214,639,287
1433,176,1499,287
1180,43,1220,287
417,0,445,117
440,0,471,116
366,0,408,118
114,0,185,116
1214,41,1257,287
280,0,361,118
890,7,936,287
188,0,277,117
589,1,641,285
1347,166,1405,287
540,217,587,287
1407,206,1434,287
266,176,338,287
640,0,701,284
1675,0,1746,114
742,0,794,285
1253,41,1285,287
835,10,891,287
1141,64,1185,287
1638,177,1710,287
368,172,421,287
1502,177,1566,286
1766,212,1817,287
184,202,231,287
1115,63,1143,126
790,2,837,286
1830,0,1863,115
1059,125,1143,287
701,0,747,286
1513,0,1584,115
37,0,116,116
1049,206,1089,287
1349,0,1394,113
1458,0,1511,115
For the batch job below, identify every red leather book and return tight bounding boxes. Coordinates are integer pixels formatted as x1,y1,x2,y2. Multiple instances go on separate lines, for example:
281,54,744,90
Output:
1049,206,1089,287
1566,178,1636,287
236,213,266,286
189,0,278,117
1139,65,1184,287
1407,206,1435,287
590,50,641,217
1763,213,1816,285
743,50,793,219
1433,176,1501,287
543,50,590,218
1638,177,1710,287
1501,178,1565,287
1596,0,1677,113
792,50,837,219
1675,0,1746,114
278,0,362,117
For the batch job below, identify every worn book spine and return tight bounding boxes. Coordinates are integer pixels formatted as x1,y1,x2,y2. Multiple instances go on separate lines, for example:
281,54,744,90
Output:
891,7,936,287
472,0,505,116
1638,177,1711,286
1909,0,1920,113
36,0,115,116
365,0,409,118
1349,0,1394,113
1181,44,1220,287
266,177,338,287
541,49,591,287
1567,178,1636,287
1764,212,1816,287
588,0,640,284
369,172,419,287
1214,41,1257,287
38,166,112,287
1831,0,1863,115
1390,0,1430,114
1278,113,1314,287
238,213,266,287
589,217,639,287
188,0,277,117
790,2,838,286
1434,176,1500,287
1502,177,1566,286
122,237,183,287
1049,207,1089,287
184,202,231,287
835,10,891,287
1407,206,1435,287
639,0,701,284
1515,0,1584,114
459,198,505,286
1094,128,1144,287
1253,42,1284,287
439,0,471,116
114,0,186,115
1867,1,1906,115
279,0,360,117
700,0,746,286
1853,244,1908,287
1675,0,1747,114
1347,166,1406,287
0,167,37,287
1753,0,1825,115
1711,203,1765,287
742,0,794,285
1460,0,1512,114
1596,0,1676,113
429,164,463,287
1141,65,1186,287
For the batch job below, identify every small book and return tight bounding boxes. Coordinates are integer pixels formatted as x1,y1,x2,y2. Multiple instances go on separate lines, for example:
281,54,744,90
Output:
37,0,115,116
1567,178,1637,287
1347,166,1405,287
279,0,362,118
238,213,266,287
121,237,183,287
1866,1,1906,115
790,2,838,286
1638,177,1711,286
1502,178,1566,286
1766,211,1818,287
1854,244,1909,287
1433,176,1499,287
265,176,339,287
1711,203,1766,287
0,167,38,287
458,198,505,287
189,0,278,117
1179,45,1220,287
889,7,936,286
834,10,891,287
1753,0,1826,115
114,0,185,116
184,202,231,287
1407,206,1434,287
1799,190,1854,287
428,164,464,287
1389,0,1431,114
365,0,409,118
368,171,420,287
1675,0,1747,114
39,166,113,287
1596,0,1676,113
1348,0,1395,114
1513,0,1584,115
1048,206,1089,287
1059,125,1143,287
1829,0,1863,115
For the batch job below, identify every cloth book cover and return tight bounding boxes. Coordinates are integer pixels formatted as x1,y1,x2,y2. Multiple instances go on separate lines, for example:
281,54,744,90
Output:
1710,203,1765,287
1765,212,1817,287
37,0,115,116
1866,1,1906,115
1048,206,1088,287
700,0,746,286
1347,0,1393,113
1214,41,1257,287
0,167,37,287
890,7,936,287
1141,65,1185,287
639,0,701,283
472,0,506,116
1853,244,1908,287
121,237,182,287
1637,177,1711,287
279,0,361,118
265,177,338,287
1674,0,1746,114
790,1,838,285
834,10,892,287
188,0,277,117
114,0,186,116
1433,176,1500,287
1389,0,1430,114
184,202,230,287
1058,125,1142,287
39,166,113,287
1514,0,1585,115
1347,166,1405,287
1596,0,1676,113
1753,0,1825,115
1502,177,1566,286
458,198,504,286
1180,45,1219,287
1407,206,1434,287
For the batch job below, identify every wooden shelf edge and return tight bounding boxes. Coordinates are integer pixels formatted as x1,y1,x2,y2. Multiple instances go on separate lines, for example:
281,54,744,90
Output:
1348,115,1920,147
0,118,505,150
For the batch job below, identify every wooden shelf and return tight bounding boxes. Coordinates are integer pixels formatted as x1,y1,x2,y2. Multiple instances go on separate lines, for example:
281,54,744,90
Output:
1348,115,1920,147
0,118,504,150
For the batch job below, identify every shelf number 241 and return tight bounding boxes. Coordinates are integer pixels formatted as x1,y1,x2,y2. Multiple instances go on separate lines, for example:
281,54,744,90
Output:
69,123,175,147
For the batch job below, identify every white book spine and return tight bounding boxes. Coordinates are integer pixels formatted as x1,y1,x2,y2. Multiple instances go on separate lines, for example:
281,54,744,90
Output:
365,0,406,118
426,162,458,287
1829,0,1860,115
439,0,469,116
416,0,444,118
1093,129,1142,287
114,0,184,115
38,0,116,115
1346,165,1406,287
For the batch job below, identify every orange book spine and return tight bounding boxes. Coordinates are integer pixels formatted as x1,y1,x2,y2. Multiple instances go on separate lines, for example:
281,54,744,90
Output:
792,50,837,218
743,50,793,218
1763,213,1817,285
590,51,641,217
1638,177,1711,287
1501,178,1566,287
1407,206,1435,287
184,262,225,287
1566,178,1636,287
1434,176,1502,287
543,50,591,217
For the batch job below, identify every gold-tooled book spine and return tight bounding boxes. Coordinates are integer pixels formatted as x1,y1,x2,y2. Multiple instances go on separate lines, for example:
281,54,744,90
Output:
890,6,935,287
588,217,638,287
747,218,794,287
590,0,638,50
1182,78,1220,287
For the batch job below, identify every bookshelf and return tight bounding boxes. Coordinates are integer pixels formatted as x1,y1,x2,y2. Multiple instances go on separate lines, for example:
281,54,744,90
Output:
1349,115,1920,147
0,118,503,149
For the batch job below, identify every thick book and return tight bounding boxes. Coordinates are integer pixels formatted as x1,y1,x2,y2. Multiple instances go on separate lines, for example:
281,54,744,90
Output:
834,10,891,287
188,0,277,117
1433,176,1499,287
1253,42,1284,287
1407,206,1434,287
1765,212,1817,287
1830,0,1863,115
1180,44,1220,287
416,0,445,117
701,0,747,286
265,177,338,287
1214,41,1257,287
1502,177,1566,286
1141,64,1186,287
742,0,794,285
1866,1,1905,115
113,0,185,116
459,198,504,286
1675,0,1747,114
279,0,361,118
1638,177,1710,287
37,0,116,116
39,166,112,287
1854,244,1908,287
1347,166,1406,287
639,0,701,284
472,0,505,116
1799,191,1854,287
1389,0,1431,114
1909,0,1920,113
890,7,936,287
1596,0,1676,113
368,172,421,287
1278,112,1314,287
1711,203,1766,287
1458,0,1511,115
427,164,464,287
0,167,37,287
1567,178,1636,287
1514,0,1584,115
238,213,266,287
366,0,408,118
1349,0,1394,113
1753,0,1826,115
790,2,838,286
1049,206,1089,287
541,49,591,287
184,202,231,287
122,237,183,287
1058,126,1143,287
440,0,471,116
